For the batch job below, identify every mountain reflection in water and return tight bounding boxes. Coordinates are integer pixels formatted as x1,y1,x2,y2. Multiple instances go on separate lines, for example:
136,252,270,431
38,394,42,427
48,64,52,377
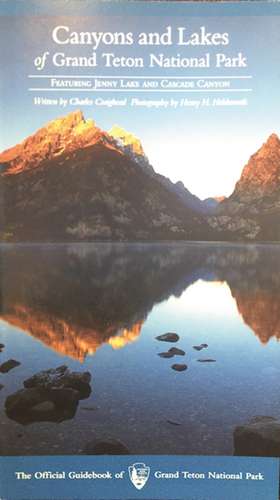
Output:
0,243,280,361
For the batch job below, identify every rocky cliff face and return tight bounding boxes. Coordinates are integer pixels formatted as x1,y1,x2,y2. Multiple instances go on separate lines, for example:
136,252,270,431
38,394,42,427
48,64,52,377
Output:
209,134,280,240
232,134,280,203
0,111,213,242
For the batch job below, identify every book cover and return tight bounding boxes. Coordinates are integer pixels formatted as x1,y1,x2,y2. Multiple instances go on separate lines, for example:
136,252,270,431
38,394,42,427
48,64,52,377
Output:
0,1,279,499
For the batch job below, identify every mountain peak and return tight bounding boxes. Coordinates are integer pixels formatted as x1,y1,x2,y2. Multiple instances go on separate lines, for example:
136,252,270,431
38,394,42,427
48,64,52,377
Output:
109,125,144,156
266,132,280,146
253,132,280,162
37,110,97,141
52,109,85,127
0,111,103,175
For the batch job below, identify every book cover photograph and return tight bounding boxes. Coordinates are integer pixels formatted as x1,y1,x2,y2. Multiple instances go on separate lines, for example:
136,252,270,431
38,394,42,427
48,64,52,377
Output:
0,1,279,499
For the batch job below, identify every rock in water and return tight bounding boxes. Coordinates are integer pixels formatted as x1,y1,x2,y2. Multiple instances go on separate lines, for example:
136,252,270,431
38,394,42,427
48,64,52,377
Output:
24,365,91,399
197,359,216,363
193,344,208,351
0,359,21,373
171,364,187,372
83,439,130,455
158,352,174,358
24,365,68,388
5,365,92,424
32,401,56,413
156,333,179,343
63,371,91,393
168,347,185,356
49,387,80,408
158,347,185,358
6,388,45,413
234,417,280,457
167,420,182,426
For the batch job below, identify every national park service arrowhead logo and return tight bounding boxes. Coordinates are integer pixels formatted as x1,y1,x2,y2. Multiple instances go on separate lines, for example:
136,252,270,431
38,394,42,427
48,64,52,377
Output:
128,462,150,490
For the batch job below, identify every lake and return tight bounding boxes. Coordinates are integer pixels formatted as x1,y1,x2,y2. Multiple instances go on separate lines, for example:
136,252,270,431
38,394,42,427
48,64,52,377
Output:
0,242,280,456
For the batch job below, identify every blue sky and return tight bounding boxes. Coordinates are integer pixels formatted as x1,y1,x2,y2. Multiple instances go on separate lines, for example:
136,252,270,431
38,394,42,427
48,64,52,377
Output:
1,2,280,198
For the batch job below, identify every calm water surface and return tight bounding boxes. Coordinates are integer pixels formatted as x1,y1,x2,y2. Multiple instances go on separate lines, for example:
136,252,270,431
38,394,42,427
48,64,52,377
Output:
0,242,280,455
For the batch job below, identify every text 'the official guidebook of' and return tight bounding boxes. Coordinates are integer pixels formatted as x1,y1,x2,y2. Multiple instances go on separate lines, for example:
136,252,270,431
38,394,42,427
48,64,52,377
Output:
0,0,280,499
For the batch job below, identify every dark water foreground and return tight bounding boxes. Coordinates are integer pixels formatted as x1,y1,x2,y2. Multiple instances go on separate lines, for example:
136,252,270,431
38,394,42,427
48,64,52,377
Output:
0,242,280,456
